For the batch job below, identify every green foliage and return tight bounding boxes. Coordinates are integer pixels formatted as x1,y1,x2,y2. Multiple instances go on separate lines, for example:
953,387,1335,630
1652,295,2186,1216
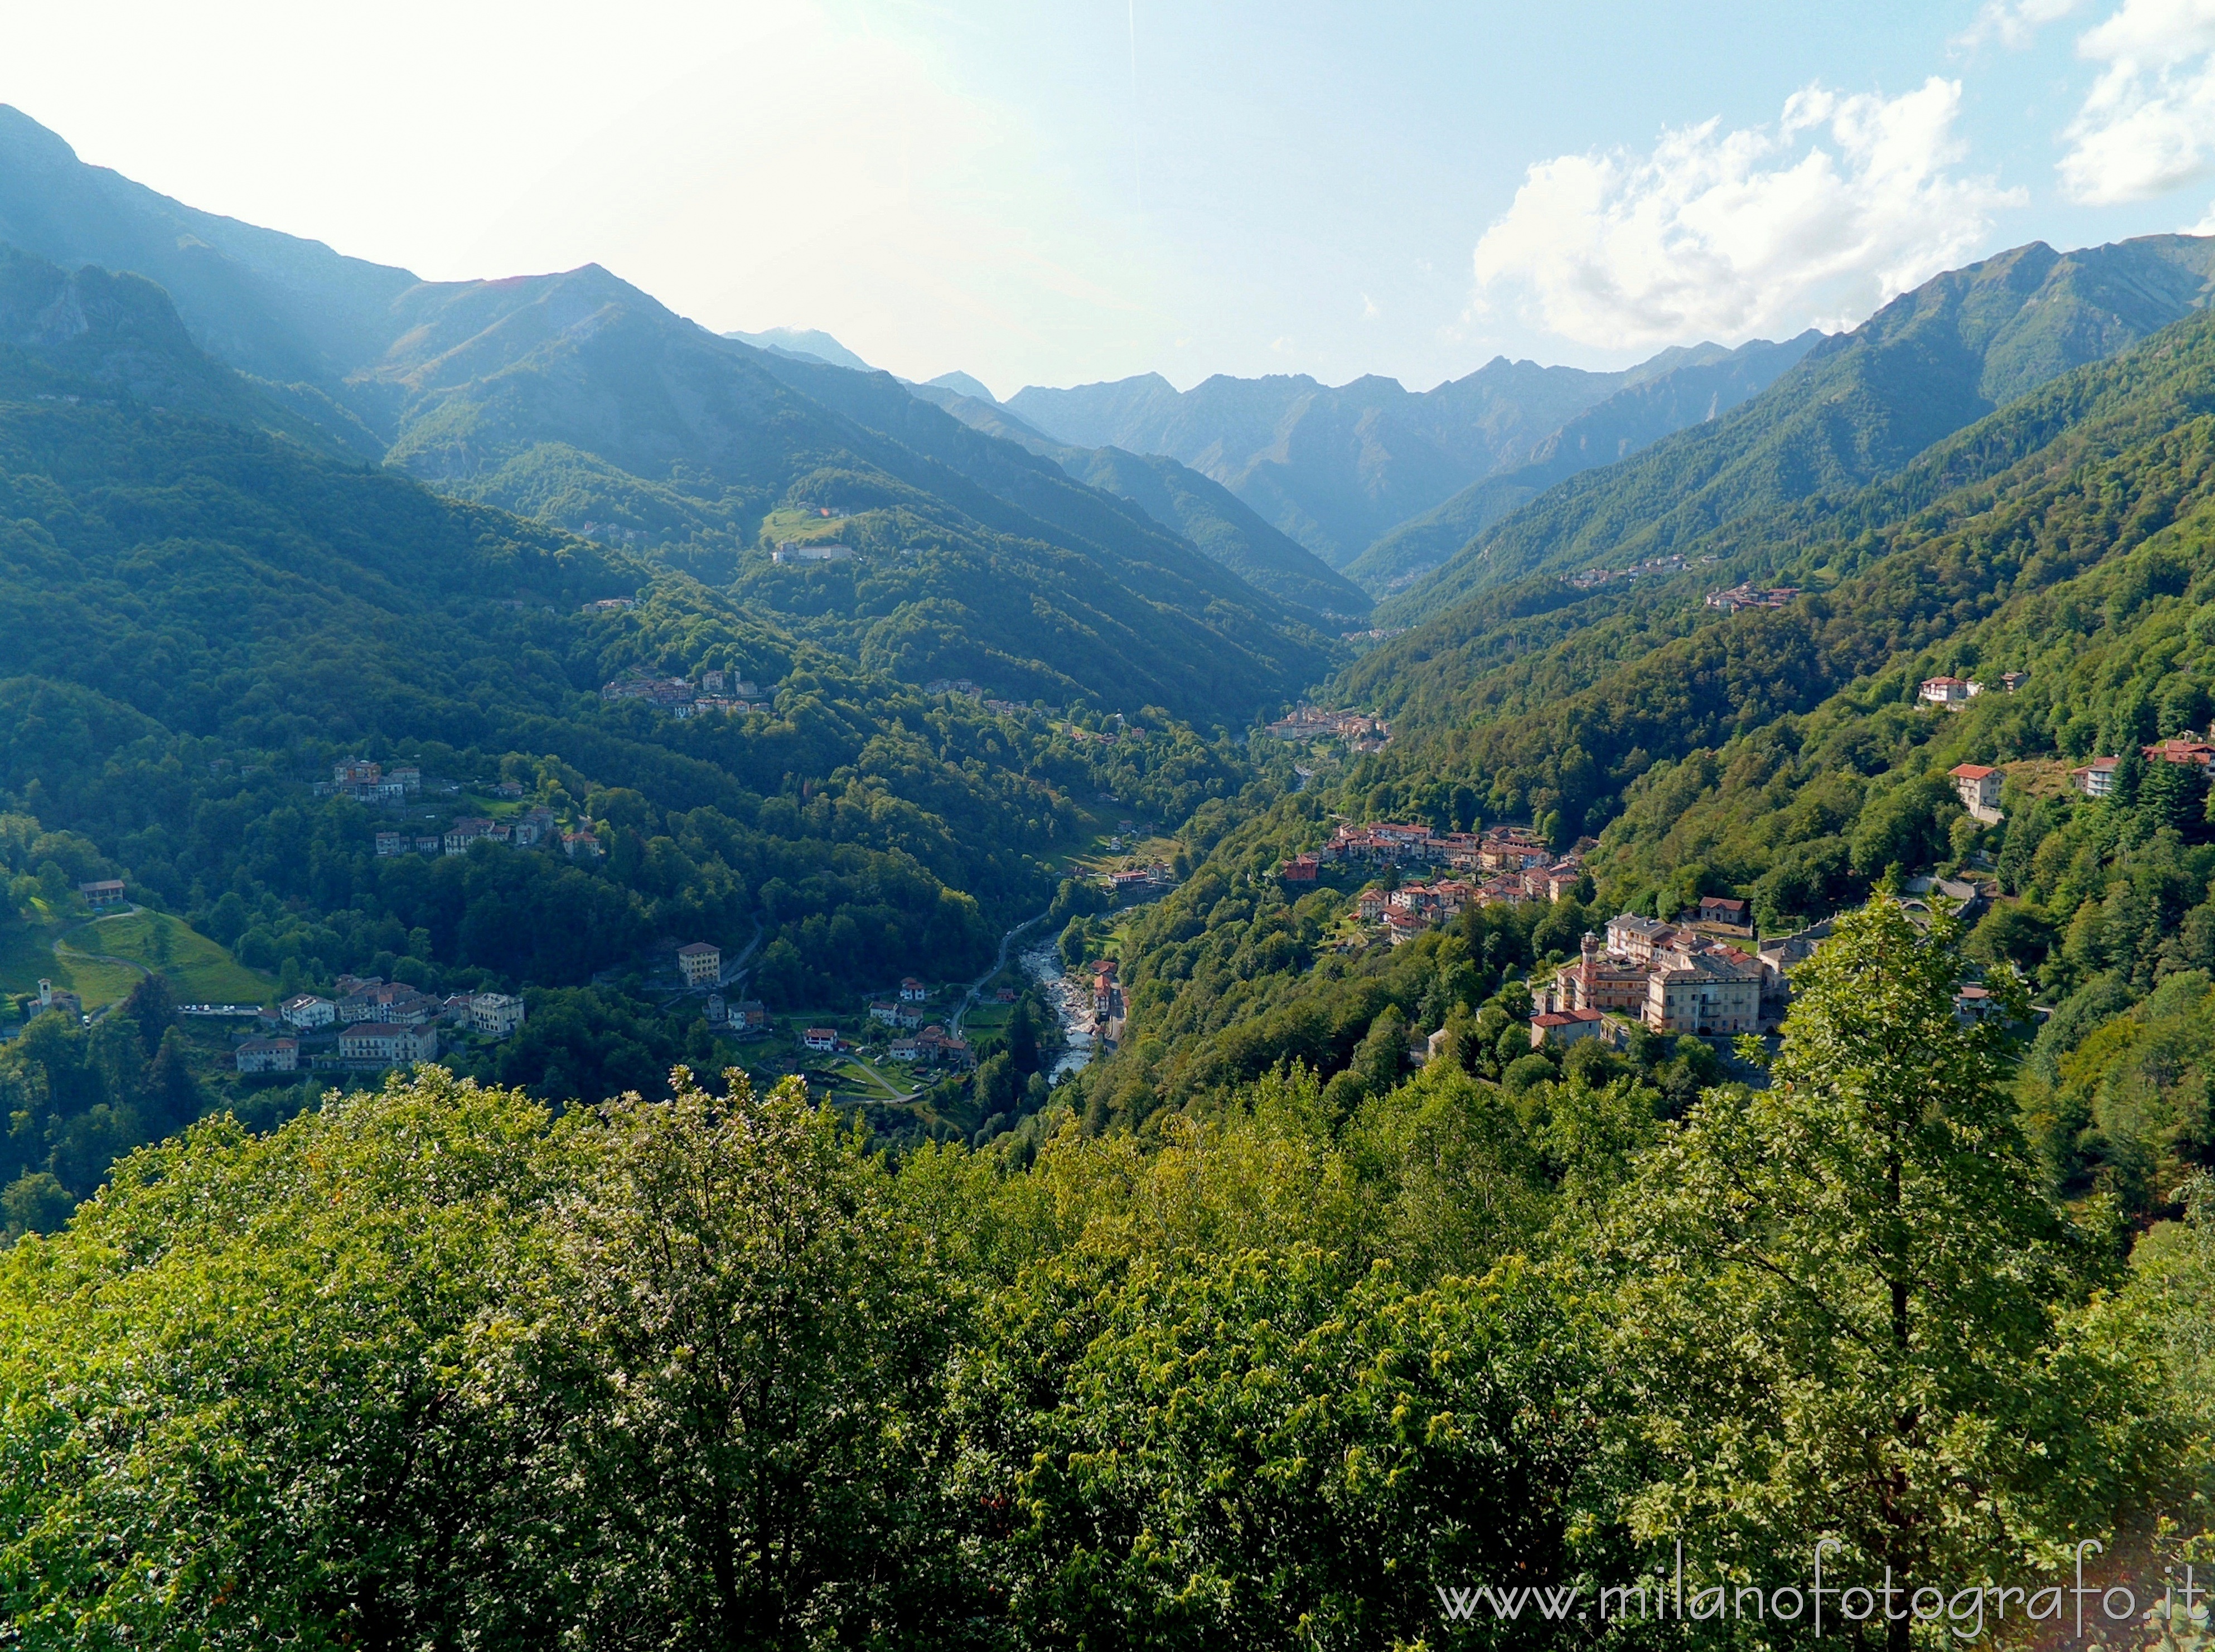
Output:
1594,900,2169,1595
1,889,2195,1646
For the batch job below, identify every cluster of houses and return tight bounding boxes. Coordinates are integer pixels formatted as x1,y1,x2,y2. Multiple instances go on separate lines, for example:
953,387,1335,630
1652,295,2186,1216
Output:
236,976,529,1074
1264,706,1391,751
1568,553,1691,590
600,667,768,720
770,541,854,563
1704,583,1800,613
857,976,975,1068
911,680,1030,717
373,807,600,861
2071,732,2215,798
313,759,423,805
885,1024,972,1068
1918,671,2029,708
1281,823,1590,938
320,760,604,861
1534,880,1996,1048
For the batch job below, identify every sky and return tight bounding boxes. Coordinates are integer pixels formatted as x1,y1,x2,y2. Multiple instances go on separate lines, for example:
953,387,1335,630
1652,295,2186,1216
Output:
4,0,2215,395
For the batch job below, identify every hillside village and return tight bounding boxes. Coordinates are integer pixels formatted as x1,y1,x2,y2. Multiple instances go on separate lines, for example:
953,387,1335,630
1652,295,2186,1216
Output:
1287,815,2005,1055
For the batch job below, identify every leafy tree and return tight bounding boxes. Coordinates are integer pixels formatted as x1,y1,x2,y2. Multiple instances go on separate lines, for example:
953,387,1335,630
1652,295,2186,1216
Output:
1595,901,2174,1638
955,1246,1584,1650
496,1069,961,1645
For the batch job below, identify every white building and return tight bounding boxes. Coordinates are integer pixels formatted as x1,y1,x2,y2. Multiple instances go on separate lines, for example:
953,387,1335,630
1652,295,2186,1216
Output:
2072,757,2120,798
468,993,526,1038
1917,676,1981,708
281,994,336,1030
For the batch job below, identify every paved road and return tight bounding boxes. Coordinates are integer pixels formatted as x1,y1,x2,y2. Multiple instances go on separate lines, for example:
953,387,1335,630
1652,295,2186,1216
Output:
720,921,766,989
950,908,1053,1038
845,1052,918,1104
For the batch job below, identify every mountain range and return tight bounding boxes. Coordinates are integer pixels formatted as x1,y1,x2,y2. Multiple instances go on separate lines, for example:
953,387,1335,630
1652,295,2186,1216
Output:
1002,336,1818,580
1379,232,2215,630
0,105,1332,720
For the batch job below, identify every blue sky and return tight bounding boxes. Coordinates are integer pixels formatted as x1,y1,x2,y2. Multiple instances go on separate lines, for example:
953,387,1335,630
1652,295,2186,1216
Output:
4,0,2213,393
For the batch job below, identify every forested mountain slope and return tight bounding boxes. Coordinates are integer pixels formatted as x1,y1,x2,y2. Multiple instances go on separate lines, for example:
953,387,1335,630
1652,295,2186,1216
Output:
0,255,1275,1215
1056,301,2215,1188
1345,306,2215,831
1382,235,2215,627
0,108,1333,725
1344,331,1820,595
911,377,1370,618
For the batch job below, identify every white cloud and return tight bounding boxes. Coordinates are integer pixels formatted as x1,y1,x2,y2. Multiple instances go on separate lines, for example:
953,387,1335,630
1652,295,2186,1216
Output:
1472,78,2018,352
2057,0,2215,205
1957,0,2086,49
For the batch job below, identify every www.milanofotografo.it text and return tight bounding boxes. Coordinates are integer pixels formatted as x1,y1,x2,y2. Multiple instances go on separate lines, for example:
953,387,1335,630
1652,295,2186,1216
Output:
1438,1541,2209,1639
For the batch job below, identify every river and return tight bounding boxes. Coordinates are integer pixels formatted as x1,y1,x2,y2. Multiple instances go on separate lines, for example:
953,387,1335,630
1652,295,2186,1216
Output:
1019,938,1098,1080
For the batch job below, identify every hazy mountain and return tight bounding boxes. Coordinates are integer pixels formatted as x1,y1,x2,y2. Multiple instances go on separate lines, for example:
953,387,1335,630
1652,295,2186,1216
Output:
1343,331,1822,595
911,379,1368,619
926,370,996,401
0,105,1332,721
720,326,873,371
1381,234,2215,628
0,105,415,402
1003,339,1813,571
1004,361,1621,566
378,271,1335,716
0,244,353,451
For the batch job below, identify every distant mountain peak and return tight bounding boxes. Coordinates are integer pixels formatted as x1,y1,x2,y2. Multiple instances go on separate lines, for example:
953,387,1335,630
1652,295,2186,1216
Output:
722,326,872,372
927,369,996,402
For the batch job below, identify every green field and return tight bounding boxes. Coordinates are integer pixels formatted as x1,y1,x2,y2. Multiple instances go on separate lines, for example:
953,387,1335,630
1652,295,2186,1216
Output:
758,507,864,547
0,910,157,1011
0,917,70,1002
63,910,277,1007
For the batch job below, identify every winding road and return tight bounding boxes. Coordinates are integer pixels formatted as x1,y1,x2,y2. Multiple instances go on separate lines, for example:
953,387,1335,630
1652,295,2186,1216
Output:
949,908,1053,1038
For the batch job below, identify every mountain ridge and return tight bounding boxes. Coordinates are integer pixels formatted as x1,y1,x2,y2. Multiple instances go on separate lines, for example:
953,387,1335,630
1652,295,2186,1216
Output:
1379,233,2215,629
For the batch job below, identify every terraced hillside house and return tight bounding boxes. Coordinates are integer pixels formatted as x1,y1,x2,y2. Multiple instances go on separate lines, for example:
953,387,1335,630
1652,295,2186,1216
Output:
1951,763,2005,824
1918,676,1981,708
678,943,720,987
235,1038,297,1074
1530,1008,1607,1048
337,1021,438,1066
2073,757,2121,798
1605,914,1679,964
